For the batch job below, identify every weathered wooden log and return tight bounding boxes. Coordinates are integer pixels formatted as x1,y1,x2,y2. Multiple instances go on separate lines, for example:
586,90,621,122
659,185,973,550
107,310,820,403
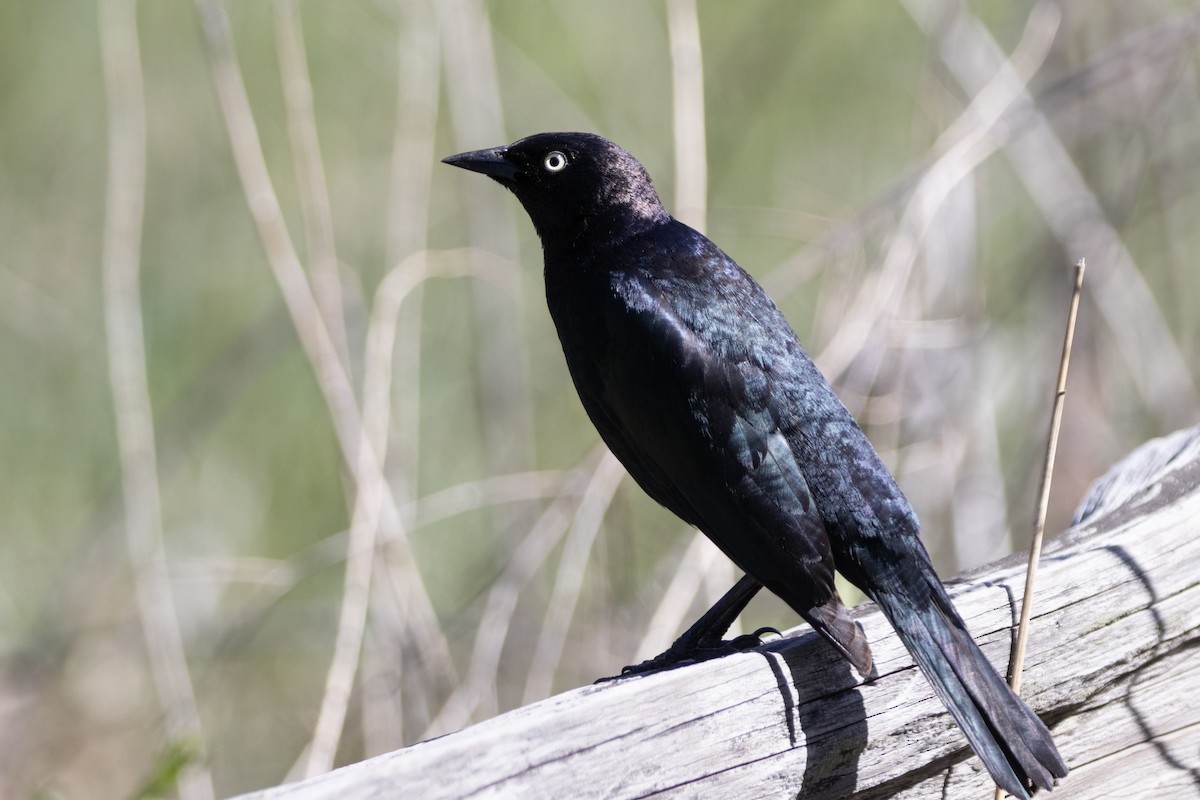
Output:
235,428,1200,799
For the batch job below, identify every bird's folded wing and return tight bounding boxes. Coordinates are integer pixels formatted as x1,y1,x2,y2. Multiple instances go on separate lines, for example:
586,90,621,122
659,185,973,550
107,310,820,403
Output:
588,268,837,608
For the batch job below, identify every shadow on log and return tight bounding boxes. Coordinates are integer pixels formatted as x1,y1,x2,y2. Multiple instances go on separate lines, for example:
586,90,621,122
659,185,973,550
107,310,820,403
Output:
236,427,1200,799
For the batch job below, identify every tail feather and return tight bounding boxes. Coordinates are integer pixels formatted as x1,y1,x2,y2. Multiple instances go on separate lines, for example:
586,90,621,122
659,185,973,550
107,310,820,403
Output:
801,593,873,676
876,579,1067,799
928,587,1066,785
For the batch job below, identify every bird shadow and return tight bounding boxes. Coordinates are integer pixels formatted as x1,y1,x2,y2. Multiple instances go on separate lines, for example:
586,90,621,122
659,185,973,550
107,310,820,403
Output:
1104,544,1200,792
759,633,869,798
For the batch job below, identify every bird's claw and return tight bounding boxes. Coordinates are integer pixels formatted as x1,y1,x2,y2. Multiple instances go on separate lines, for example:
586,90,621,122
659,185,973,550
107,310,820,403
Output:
594,626,782,683
728,626,782,650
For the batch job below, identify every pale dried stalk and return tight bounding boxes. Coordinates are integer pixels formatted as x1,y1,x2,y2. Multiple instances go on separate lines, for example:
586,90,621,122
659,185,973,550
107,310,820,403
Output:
365,249,521,453
194,0,360,454
992,259,1085,800
799,4,1056,585
99,0,212,797
274,0,349,367
275,0,384,758
304,411,386,777
304,247,409,774
818,1,1061,383
306,248,520,772
422,445,610,737
408,470,575,529
384,0,440,484
667,0,707,231
360,0,445,754
274,5,367,766
1012,260,1085,693
437,0,538,492
951,388,1015,567
192,0,452,772
360,0,442,751
522,452,627,705
903,0,1197,425
634,531,722,662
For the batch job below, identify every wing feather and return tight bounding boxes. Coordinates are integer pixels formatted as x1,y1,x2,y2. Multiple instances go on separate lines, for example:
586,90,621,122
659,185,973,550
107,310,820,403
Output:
574,260,839,609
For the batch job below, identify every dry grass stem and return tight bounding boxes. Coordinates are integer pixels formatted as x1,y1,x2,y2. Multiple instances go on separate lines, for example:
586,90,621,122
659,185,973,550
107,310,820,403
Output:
273,0,349,369
408,470,576,529
193,0,361,456
423,444,610,738
904,0,1198,425
385,0,440,485
193,0,454,771
667,0,707,231
634,532,723,662
1011,259,1085,694
521,452,627,705
100,0,212,797
307,247,518,772
437,0,538,490
357,2,443,750
818,1,1060,384
992,259,1085,800
303,426,385,777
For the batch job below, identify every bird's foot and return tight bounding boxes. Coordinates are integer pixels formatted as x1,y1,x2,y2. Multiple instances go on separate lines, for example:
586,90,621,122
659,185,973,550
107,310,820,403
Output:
595,627,781,683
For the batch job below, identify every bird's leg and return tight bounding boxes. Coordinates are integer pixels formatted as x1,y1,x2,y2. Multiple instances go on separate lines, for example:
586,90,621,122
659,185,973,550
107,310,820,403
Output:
598,574,777,681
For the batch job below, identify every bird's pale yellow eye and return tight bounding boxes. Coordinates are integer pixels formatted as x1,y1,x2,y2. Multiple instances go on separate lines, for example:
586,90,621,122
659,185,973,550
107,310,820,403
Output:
543,151,568,172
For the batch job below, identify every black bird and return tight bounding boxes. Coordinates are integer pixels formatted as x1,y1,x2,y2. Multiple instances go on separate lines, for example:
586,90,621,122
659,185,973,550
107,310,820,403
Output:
443,132,1067,798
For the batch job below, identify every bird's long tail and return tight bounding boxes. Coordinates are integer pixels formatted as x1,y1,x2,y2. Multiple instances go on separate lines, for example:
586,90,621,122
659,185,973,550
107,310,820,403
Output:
872,571,1068,799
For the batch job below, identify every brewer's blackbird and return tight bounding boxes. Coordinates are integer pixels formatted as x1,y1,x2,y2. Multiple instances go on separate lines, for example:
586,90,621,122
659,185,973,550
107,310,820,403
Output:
443,132,1067,798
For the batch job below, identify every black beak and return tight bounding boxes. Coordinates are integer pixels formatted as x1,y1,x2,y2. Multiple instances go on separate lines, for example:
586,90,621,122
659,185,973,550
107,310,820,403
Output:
441,146,521,181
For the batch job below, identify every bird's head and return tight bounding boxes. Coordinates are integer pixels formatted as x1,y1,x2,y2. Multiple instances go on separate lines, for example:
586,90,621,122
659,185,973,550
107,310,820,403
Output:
442,132,670,249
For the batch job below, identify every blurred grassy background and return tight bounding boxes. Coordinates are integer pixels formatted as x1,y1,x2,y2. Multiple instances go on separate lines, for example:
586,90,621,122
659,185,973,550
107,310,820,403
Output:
2,0,1198,797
